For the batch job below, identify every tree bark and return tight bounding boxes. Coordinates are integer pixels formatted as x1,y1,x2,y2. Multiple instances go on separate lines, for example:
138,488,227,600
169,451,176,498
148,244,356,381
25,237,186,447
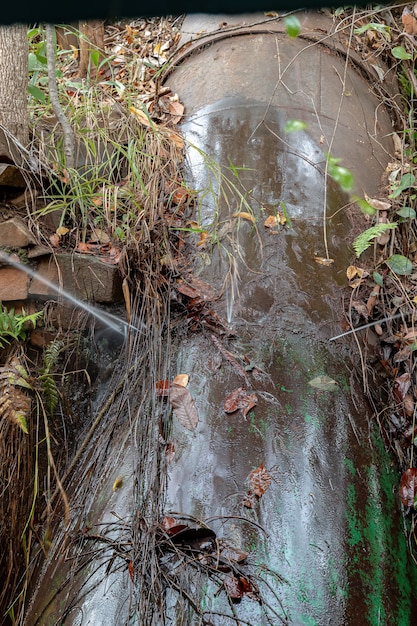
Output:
78,20,105,80
0,24,28,159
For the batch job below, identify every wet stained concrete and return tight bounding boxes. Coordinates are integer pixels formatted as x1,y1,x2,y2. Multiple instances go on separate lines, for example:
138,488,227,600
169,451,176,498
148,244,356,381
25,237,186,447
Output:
23,13,417,626
164,13,417,625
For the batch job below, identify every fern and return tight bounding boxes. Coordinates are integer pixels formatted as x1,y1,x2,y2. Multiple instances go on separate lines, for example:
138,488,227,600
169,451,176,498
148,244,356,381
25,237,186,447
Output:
40,339,64,414
353,222,397,257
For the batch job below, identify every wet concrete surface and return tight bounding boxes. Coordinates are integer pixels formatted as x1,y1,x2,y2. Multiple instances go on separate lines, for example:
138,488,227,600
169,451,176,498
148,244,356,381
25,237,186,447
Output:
23,13,417,626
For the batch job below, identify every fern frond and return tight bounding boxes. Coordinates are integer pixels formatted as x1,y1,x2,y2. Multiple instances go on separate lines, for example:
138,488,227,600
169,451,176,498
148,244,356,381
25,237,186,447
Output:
43,339,64,372
353,222,397,258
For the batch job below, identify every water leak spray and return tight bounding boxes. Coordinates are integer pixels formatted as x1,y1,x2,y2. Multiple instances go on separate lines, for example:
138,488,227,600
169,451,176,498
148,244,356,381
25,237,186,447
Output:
0,250,142,336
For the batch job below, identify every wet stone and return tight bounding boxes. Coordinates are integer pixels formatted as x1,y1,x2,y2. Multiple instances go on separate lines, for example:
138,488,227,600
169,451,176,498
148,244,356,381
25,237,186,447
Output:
0,216,37,248
29,252,123,303
0,266,29,300
0,163,26,188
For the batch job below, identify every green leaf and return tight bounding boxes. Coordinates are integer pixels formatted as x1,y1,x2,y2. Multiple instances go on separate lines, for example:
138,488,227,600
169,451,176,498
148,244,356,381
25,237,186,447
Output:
353,195,376,216
390,173,416,198
392,46,413,61
385,254,413,275
28,84,46,103
396,206,416,219
327,156,354,192
90,49,100,68
308,375,338,392
285,15,301,38
373,271,384,287
14,412,28,434
352,223,397,257
354,23,390,35
284,119,308,133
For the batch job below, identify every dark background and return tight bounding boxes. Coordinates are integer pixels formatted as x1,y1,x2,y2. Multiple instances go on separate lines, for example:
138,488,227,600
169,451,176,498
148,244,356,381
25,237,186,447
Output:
3,2,374,25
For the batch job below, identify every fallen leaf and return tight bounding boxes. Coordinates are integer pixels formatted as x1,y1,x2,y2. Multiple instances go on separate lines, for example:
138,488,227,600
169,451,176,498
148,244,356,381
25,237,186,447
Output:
112,476,123,491
172,373,189,387
346,265,357,280
314,256,334,266
400,468,417,507
168,131,184,150
264,215,278,228
232,211,256,224
77,241,94,253
169,100,184,124
56,226,69,236
224,575,243,601
171,187,188,205
393,372,411,403
242,491,255,508
197,231,210,247
130,105,151,127
169,383,198,430
224,387,257,418
249,464,271,497
49,233,61,248
308,375,338,391
160,516,179,532
155,379,170,397
127,560,134,581
364,193,392,211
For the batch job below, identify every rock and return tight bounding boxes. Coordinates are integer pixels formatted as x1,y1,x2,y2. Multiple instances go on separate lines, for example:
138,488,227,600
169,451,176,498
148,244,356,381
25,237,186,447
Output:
0,266,29,300
0,164,26,188
29,252,123,303
27,244,52,259
0,217,37,248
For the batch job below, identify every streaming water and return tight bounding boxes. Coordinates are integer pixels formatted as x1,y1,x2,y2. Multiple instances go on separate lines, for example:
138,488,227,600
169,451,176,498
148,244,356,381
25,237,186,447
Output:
0,250,139,336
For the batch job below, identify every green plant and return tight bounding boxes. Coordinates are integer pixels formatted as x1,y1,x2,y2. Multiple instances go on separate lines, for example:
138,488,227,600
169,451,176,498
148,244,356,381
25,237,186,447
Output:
0,303,43,348
352,223,397,258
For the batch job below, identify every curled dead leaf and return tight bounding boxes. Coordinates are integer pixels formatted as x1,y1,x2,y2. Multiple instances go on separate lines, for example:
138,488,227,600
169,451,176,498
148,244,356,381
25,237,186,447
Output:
264,215,278,228
314,256,334,266
364,194,391,212
172,373,189,387
232,211,256,224
224,387,257,418
346,265,357,280
400,468,417,507
249,464,271,497
112,476,123,491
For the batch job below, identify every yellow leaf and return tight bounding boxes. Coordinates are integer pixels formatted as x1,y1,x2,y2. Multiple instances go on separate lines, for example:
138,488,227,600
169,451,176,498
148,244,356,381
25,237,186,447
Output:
277,211,286,225
113,476,123,491
172,374,189,387
314,256,334,266
129,105,151,127
56,226,69,236
264,215,278,228
232,211,256,224
346,265,357,280
197,231,210,247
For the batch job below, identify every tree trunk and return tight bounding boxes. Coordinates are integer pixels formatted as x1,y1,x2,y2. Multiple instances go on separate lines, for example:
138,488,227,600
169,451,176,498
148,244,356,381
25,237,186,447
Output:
0,24,28,160
78,20,105,80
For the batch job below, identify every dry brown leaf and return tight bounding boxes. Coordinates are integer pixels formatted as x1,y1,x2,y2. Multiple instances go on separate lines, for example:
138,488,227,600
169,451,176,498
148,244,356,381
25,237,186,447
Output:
364,194,391,212
49,233,61,248
197,231,210,247
346,265,357,280
56,226,69,236
249,464,271,497
264,215,278,228
314,256,334,266
169,383,198,430
172,373,189,387
224,387,257,418
130,105,151,127
232,211,256,224
112,476,123,491
349,278,365,289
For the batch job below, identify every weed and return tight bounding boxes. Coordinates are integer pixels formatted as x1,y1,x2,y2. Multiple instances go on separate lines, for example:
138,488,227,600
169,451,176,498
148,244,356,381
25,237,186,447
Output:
0,302,43,348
